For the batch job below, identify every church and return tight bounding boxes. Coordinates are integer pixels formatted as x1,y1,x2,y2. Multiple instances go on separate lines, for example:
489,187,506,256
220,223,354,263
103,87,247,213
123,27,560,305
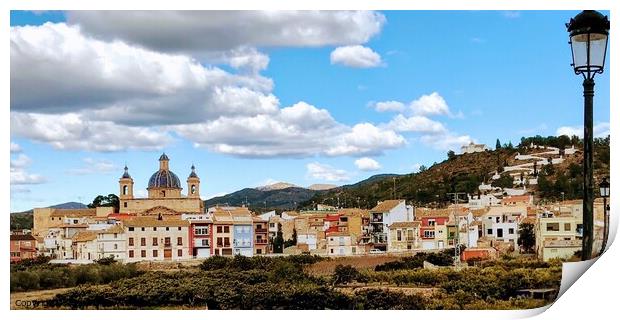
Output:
118,153,204,215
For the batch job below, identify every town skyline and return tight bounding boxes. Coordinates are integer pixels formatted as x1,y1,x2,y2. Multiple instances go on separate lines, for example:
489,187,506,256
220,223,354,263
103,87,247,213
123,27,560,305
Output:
10,10,610,212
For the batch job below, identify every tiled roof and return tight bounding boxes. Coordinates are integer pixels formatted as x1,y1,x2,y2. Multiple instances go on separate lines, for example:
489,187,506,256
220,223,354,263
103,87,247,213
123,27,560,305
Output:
370,200,404,212
338,208,369,217
471,208,490,217
389,221,421,229
501,195,531,204
96,225,124,234
124,217,190,228
327,232,351,237
50,208,97,218
72,231,97,242
415,208,452,218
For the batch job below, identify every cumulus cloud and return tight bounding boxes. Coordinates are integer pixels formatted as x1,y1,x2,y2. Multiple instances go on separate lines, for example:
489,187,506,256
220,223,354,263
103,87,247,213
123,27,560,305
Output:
330,45,383,68
10,153,46,185
10,142,22,153
386,114,447,134
410,92,451,116
67,158,119,175
11,113,172,152
306,162,351,182
10,18,404,158
371,101,405,112
355,157,381,171
556,122,610,138
66,11,386,52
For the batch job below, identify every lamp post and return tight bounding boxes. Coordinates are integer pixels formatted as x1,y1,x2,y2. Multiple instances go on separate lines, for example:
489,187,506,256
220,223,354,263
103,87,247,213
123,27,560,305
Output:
566,10,610,261
599,177,610,255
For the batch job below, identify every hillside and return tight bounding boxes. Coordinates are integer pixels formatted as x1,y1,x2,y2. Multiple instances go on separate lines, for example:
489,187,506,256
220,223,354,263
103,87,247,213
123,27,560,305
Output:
205,187,324,210
301,135,610,209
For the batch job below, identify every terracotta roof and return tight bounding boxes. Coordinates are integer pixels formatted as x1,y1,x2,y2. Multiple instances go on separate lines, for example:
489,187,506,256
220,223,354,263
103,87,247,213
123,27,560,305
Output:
338,208,369,217
124,217,190,228
10,234,37,241
324,214,341,221
501,195,531,204
56,223,89,228
389,221,421,229
327,232,351,237
370,200,404,212
471,208,490,217
72,231,97,242
50,208,97,218
309,221,324,227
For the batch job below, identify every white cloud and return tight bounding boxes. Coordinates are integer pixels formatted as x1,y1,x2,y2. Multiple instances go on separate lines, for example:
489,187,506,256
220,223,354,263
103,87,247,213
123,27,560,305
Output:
412,163,422,172
330,45,383,68
11,113,172,152
410,92,450,116
67,158,118,175
10,153,46,185
66,11,386,52
10,142,22,153
306,162,351,182
325,123,406,157
355,157,381,171
420,132,473,152
556,122,610,138
372,101,405,112
386,114,447,134
10,154,32,169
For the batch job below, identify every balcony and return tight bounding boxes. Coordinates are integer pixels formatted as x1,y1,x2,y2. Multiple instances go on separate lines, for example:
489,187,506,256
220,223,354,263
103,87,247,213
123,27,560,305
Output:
255,228,268,233
255,239,268,244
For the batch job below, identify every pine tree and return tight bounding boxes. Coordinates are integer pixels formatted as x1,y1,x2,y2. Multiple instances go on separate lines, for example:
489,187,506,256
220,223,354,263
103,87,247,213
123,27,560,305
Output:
496,139,501,150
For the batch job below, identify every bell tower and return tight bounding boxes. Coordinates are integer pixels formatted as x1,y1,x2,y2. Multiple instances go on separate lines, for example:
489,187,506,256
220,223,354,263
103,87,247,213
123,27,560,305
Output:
187,164,200,198
119,165,134,212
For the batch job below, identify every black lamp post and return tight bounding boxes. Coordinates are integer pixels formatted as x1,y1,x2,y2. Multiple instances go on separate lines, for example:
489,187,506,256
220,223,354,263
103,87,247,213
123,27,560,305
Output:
599,177,610,255
566,10,610,261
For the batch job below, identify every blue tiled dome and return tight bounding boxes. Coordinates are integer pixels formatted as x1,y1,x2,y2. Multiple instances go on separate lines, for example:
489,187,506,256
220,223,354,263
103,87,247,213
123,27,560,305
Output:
148,169,181,189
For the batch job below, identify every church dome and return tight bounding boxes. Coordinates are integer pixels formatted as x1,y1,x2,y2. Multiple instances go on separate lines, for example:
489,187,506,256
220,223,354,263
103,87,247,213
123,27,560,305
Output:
148,169,181,189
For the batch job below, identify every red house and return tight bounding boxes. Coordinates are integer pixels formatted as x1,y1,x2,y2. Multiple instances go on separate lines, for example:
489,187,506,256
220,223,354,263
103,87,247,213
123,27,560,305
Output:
10,234,38,263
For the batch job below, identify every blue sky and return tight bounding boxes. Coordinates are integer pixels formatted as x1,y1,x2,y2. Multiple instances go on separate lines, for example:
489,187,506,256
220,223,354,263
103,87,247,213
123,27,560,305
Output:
9,10,610,212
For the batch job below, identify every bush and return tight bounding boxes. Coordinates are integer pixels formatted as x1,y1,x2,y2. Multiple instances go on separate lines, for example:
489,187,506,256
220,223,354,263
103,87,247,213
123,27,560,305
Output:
353,289,427,310
199,256,230,271
332,265,360,285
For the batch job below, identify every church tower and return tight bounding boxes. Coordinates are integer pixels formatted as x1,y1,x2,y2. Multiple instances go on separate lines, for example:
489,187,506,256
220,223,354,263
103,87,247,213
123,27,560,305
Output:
187,164,201,198
119,165,134,210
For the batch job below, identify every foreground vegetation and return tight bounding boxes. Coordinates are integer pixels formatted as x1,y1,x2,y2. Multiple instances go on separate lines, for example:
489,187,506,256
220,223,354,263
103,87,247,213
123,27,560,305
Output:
11,253,562,310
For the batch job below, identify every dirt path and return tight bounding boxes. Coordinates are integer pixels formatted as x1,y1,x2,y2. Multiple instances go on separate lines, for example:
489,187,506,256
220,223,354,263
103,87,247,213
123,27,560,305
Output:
10,288,71,310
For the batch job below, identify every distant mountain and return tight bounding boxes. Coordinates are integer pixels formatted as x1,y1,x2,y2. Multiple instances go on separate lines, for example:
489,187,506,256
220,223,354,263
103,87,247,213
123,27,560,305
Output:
256,182,300,191
205,187,322,210
307,184,338,191
10,202,87,230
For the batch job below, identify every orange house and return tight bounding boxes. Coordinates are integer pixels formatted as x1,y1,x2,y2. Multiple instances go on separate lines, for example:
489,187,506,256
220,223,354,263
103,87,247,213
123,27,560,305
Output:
10,234,38,263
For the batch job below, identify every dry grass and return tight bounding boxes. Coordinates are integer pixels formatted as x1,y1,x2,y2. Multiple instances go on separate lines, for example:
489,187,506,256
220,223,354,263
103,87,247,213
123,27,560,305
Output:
335,285,439,297
305,255,408,276
10,288,71,310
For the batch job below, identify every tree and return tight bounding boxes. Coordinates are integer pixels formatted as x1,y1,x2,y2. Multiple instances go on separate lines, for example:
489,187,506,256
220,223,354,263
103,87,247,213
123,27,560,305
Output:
517,222,536,253
418,165,427,172
284,228,297,248
332,264,360,285
447,150,456,160
496,139,502,150
272,223,284,253
491,174,513,189
88,194,120,213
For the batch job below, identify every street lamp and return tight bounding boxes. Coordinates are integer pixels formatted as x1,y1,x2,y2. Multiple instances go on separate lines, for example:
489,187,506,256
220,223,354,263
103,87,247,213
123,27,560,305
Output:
566,10,610,261
599,177,610,255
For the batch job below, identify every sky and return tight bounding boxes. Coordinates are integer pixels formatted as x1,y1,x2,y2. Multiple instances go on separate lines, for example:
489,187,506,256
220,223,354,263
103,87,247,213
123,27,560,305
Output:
9,10,610,212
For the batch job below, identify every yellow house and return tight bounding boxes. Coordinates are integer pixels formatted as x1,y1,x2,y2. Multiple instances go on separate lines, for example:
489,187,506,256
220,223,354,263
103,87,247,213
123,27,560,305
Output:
535,214,581,261
387,221,421,252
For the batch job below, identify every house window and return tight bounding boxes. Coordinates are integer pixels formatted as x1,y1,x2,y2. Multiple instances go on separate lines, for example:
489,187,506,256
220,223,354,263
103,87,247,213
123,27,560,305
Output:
178,227,182,231
195,227,209,235
509,228,515,235
164,237,171,246
269,223,275,228
153,227,157,231
217,226,223,233
114,233,118,239
129,250,134,258
487,229,493,235
153,250,158,257
178,249,183,257
124,202,127,208
128,227,134,231
128,238,134,246
546,223,560,232
224,226,230,233
224,238,230,246
114,244,118,250
141,227,145,231
428,220,436,226
424,230,435,238
141,238,146,246
217,237,223,246
352,247,356,254
141,250,146,258
123,185,128,195
330,249,334,254
397,230,402,241
564,223,571,231
201,239,209,246
152,237,158,246
407,230,414,240
257,249,262,254
166,227,169,231
177,237,183,245
191,185,196,194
